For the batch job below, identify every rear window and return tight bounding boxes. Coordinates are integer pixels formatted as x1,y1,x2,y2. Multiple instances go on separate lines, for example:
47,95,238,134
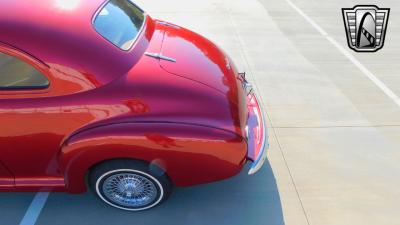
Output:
93,0,145,50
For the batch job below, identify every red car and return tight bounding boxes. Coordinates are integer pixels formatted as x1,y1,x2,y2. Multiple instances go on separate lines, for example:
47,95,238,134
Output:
0,0,268,211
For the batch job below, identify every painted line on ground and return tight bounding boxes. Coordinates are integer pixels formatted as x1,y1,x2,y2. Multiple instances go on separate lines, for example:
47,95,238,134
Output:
19,192,50,225
285,0,400,108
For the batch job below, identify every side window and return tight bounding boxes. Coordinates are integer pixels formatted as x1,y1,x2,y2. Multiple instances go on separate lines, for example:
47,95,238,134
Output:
0,52,49,90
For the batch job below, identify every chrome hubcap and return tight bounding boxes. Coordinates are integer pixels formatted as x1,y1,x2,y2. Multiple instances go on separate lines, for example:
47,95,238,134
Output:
102,172,158,208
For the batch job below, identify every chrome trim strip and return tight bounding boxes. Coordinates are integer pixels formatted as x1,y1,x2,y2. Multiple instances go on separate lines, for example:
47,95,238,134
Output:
248,91,269,175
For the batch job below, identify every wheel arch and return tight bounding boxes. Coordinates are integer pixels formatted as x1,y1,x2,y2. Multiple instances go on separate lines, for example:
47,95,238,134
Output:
59,121,247,193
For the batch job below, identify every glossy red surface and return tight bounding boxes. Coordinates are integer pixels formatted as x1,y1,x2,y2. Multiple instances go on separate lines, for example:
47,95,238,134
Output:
0,0,250,193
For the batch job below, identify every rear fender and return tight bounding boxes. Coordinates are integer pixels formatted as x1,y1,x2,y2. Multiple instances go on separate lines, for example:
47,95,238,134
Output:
59,122,247,193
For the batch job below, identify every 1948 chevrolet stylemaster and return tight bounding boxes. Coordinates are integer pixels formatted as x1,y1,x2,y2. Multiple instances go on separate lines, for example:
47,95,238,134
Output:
0,0,268,210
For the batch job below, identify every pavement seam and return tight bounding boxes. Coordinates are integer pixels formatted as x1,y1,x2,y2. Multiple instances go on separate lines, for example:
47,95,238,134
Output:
225,3,312,225
269,125,312,225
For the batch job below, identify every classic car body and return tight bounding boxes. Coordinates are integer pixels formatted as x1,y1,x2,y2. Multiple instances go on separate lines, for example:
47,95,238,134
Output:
0,0,268,210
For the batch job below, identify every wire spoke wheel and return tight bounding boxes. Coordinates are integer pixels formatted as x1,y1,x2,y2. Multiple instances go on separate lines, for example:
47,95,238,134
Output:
102,172,158,208
91,160,171,211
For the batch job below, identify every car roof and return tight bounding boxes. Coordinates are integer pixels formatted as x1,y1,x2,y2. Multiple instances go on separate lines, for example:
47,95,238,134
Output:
0,0,148,88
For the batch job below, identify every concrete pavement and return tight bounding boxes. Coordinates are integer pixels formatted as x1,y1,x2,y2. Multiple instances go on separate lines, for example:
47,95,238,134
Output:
2,0,400,224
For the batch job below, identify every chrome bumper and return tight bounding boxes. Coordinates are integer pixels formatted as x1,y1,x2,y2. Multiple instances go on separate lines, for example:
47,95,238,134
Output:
246,90,269,175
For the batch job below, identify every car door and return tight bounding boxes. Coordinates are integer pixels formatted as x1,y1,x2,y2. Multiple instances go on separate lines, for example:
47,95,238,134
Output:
0,50,61,188
0,46,118,189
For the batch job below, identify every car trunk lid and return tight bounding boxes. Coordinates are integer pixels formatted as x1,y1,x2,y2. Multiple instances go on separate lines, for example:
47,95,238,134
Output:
156,22,242,97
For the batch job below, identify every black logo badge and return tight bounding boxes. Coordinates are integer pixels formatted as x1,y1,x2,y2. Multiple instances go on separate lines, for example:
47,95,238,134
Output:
342,5,390,52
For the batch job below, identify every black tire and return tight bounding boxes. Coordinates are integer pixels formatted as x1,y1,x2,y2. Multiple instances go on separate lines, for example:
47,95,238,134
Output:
89,159,172,211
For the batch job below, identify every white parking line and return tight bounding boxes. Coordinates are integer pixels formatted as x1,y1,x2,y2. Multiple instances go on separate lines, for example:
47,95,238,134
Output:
285,0,400,108
19,192,50,225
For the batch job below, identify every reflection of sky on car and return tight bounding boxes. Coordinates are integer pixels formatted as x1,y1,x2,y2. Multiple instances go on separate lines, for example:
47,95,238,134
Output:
55,0,80,11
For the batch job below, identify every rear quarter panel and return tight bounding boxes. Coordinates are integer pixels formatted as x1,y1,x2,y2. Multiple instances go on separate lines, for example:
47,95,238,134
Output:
60,122,247,193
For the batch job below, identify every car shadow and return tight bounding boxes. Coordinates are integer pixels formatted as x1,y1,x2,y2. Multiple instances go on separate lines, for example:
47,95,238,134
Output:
0,193,36,225
36,161,284,225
